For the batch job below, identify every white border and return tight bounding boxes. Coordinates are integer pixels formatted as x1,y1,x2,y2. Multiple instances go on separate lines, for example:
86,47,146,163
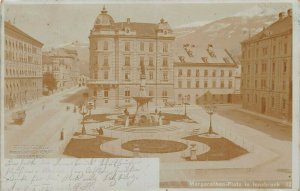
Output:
1,1,299,191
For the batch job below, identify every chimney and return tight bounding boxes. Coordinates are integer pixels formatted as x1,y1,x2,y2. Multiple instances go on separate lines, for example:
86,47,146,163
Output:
279,12,286,20
127,18,130,24
287,9,292,17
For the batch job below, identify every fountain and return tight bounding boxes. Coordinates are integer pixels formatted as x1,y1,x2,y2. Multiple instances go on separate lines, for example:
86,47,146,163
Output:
132,63,155,126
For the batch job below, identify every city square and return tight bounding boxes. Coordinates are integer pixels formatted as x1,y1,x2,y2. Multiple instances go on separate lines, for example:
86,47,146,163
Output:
3,3,294,189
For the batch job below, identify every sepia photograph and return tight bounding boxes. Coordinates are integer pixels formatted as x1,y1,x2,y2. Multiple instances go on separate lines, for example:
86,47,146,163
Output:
1,1,297,190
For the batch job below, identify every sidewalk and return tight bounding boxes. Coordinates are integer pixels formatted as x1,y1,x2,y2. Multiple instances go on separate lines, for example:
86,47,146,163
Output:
238,108,291,126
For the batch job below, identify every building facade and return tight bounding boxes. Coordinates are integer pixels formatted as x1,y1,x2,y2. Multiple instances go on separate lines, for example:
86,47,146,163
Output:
174,44,239,105
42,48,80,90
88,7,175,107
240,9,292,120
4,21,43,109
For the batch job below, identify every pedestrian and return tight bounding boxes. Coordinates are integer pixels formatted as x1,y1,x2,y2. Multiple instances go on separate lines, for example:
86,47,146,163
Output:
60,129,64,140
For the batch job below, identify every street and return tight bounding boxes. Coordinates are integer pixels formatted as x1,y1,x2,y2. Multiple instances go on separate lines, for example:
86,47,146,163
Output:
4,87,87,158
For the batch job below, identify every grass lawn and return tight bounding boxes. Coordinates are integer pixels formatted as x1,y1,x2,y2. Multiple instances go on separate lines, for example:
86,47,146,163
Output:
122,139,188,153
64,136,125,158
184,135,248,161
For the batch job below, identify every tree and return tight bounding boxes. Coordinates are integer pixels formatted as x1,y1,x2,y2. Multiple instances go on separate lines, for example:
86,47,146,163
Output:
43,72,57,94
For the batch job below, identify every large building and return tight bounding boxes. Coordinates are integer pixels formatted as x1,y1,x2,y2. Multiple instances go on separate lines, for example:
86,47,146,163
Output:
43,48,80,90
240,9,292,120
87,7,175,107
4,21,43,109
174,44,239,105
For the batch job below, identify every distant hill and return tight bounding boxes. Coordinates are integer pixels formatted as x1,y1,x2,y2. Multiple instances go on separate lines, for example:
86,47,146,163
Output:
173,4,291,56
60,41,90,76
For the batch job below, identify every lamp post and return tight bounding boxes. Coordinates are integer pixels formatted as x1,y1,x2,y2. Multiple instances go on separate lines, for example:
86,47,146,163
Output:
79,104,88,135
204,104,216,134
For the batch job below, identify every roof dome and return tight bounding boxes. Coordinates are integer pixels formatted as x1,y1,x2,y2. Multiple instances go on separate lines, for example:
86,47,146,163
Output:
94,6,114,26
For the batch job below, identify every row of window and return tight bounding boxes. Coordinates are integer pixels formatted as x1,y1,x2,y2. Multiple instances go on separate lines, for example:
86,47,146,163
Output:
5,39,38,54
98,56,169,67
6,68,39,77
5,51,40,64
98,89,168,98
123,71,168,81
99,41,169,53
178,80,233,89
177,69,233,77
242,61,288,74
242,42,289,59
245,94,288,110
242,79,289,91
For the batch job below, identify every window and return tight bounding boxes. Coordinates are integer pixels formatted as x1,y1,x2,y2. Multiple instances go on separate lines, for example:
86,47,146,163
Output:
125,89,130,97
196,81,199,88
125,42,130,51
212,81,216,88
140,42,144,51
163,43,168,53
149,57,154,66
282,98,286,109
178,80,182,88
212,70,216,77
140,56,144,66
162,90,168,97
104,41,108,50
125,72,130,80
272,97,275,107
204,70,208,77
125,56,130,66
221,81,224,88
263,47,268,56
187,69,191,77
229,70,232,77
149,43,153,52
273,45,276,56
163,71,168,81
104,90,109,97
149,89,154,96
104,71,109,80
104,56,108,66
284,43,288,54
221,70,224,77
229,81,232,88
149,71,153,80
187,81,191,88
283,62,287,73
272,62,275,73
196,69,199,77
163,57,168,67
255,64,258,73
204,81,208,88
178,69,182,77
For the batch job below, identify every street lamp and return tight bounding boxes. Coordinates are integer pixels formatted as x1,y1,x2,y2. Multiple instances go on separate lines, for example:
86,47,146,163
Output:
79,104,88,135
204,104,216,134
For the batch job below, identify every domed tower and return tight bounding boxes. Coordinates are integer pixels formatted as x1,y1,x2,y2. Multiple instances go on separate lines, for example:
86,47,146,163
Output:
88,6,118,107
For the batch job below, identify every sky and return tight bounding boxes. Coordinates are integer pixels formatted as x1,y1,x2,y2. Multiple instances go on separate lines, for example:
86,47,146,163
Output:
4,3,290,49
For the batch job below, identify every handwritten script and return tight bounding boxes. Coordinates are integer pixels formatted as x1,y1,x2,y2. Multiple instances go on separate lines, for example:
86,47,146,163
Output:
3,158,159,191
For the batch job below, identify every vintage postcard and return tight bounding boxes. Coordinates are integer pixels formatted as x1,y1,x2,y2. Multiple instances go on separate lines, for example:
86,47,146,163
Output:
1,0,299,190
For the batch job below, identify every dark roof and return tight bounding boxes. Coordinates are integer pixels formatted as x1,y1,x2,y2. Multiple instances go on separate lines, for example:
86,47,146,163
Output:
175,45,236,65
242,15,292,43
115,22,158,37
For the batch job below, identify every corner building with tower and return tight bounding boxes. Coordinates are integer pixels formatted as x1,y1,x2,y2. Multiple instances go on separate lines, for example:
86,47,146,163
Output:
88,7,175,107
